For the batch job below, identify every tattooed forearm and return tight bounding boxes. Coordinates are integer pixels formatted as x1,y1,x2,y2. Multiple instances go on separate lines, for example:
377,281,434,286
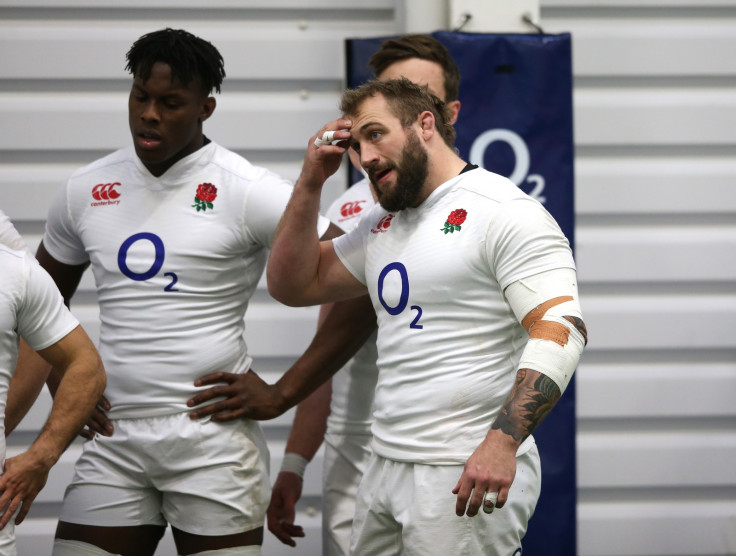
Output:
491,369,562,443
564,315,588,345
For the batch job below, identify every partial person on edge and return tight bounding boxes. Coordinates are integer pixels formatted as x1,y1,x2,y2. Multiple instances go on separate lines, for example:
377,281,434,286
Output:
0,209,105,556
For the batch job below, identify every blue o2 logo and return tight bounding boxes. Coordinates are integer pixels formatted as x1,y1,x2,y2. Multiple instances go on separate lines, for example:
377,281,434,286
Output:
377,262,423,329
469,128,546,204
117,232,178,291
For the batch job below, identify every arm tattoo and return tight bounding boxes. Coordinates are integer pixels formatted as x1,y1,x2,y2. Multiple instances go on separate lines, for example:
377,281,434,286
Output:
564,315,588,345
492,369,562,443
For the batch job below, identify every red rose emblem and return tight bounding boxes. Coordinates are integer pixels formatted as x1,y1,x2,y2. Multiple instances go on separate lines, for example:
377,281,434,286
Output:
440,208,467,234
193,183,217,212
196,183,217,203
447,209,467,226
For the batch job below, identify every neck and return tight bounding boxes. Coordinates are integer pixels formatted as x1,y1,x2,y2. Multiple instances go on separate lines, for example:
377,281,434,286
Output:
414,147,467,206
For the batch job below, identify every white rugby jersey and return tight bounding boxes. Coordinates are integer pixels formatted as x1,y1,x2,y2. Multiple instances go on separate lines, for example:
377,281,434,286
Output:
324,178,378,436
333,168,576,464
0,209,28,252
0,246,78,458
43,142,329,419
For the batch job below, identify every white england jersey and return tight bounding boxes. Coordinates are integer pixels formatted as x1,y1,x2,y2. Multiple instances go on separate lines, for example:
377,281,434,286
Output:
0,209,28,252
324,179,378,436
43,142,329,419
333,168,576,463
0,246,79,459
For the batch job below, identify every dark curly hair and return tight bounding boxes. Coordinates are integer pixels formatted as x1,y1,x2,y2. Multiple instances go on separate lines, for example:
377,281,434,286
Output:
125,28,225,95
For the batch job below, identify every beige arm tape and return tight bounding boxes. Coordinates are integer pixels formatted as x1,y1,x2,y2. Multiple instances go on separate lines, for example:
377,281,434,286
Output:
505,268,585,393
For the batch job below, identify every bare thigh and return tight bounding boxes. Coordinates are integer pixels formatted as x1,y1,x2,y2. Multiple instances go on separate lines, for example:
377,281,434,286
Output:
54,522,165,556
171,526,263,555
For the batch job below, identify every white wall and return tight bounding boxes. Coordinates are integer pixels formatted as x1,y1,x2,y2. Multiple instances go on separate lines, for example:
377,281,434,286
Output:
542,3,736,555
1,1,734,555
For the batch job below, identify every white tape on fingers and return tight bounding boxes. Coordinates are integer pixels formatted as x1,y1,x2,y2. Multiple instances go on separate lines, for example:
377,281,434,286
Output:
313,129,346,147
483,491,498,514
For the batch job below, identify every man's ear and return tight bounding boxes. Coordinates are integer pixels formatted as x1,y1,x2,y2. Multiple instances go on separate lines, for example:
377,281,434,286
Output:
446,100,461,125
200,96,216,123
418,110,435,140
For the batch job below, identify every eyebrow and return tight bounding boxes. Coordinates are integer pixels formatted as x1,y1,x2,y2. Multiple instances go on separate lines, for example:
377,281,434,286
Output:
358,121,382,134
132,83,186,98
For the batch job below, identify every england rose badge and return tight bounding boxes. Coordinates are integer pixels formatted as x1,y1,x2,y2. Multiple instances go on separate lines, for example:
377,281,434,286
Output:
440,208,467,234
193,182,218,212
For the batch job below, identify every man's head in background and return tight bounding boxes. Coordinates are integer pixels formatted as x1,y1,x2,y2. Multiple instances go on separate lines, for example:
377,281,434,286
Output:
369,34,461,124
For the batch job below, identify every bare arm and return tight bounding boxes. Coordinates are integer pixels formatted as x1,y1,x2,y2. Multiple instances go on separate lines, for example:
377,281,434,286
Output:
35,241,88,307
265,296,375,546
266,334,332,547
35,241,112,437
187,214,361,422
284,378,332,462
452,368,562,518
273,294,376,412
282,302,339,461
453,269,588,517
4,242,88,435
4,339,51,436
189,294,376,421
0,325,105,528
267,119,362,307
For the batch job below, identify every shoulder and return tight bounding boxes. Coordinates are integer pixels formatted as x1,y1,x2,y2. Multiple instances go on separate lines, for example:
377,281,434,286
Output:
0,210,27,252
454,168,525,203
0,245,29,291
63,147,134,196
0,243,26,264
452,168,553,219
207,143,292,188
69,147,133,180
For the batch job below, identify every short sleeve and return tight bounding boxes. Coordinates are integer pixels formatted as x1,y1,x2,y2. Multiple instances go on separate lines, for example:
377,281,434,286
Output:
43,181,89,265
0,209,28,252
333,210,376,285
17,254,79,351
486,198,576,290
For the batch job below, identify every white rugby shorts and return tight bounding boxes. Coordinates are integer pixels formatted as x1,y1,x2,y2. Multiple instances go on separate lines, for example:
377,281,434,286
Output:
0,518,16,556
59,412,270,535
350,440,541,556
322,432,372,556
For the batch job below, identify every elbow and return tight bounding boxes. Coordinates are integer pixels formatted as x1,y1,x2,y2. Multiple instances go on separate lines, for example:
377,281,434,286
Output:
266,267,312,307
267,282,302,307
266,270,297,306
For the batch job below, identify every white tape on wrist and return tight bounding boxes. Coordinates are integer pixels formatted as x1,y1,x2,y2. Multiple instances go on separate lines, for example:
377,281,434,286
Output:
280,452,309,479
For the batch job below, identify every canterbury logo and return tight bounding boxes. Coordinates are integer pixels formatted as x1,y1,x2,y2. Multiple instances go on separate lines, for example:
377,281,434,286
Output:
92,182,121,201
371,214,394,234
340,200,366,218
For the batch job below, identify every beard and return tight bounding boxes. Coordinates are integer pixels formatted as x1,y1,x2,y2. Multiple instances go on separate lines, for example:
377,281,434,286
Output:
368,130,429,212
